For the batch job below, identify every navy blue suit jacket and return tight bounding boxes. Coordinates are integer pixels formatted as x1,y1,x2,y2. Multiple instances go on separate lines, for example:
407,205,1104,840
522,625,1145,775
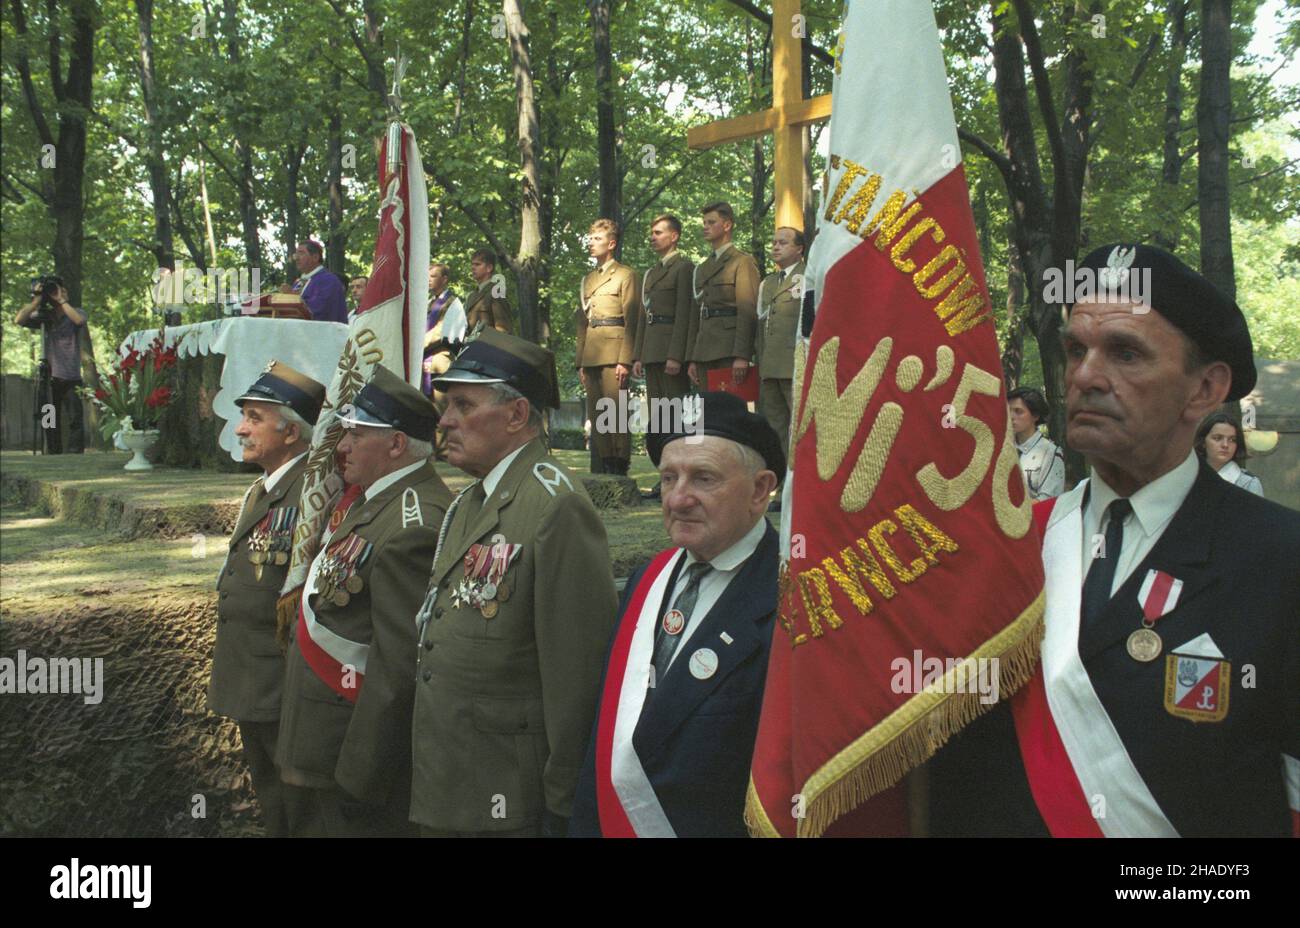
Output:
570,523,779,837
930,462,1300,837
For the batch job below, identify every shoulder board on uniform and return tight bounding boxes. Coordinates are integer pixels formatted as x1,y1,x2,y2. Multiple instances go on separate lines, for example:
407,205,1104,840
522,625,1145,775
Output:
402,487,424,528
533,461,574,497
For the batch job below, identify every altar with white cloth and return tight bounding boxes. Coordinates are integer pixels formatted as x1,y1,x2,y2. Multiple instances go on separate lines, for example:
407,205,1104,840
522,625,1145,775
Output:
120,316,347,469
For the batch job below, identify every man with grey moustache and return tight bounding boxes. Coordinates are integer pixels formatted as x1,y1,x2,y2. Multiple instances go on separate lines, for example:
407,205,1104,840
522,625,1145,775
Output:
209,361,326,836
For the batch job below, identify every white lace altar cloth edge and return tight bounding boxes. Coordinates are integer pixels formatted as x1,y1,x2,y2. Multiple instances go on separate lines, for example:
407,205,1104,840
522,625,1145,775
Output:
120,317,348,462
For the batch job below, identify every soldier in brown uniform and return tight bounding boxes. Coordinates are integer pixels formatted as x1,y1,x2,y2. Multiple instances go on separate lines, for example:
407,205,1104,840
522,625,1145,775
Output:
209,361,326,837
686,201,760,390
575,218,640,476
411,329,618,837
754,226,806,459
633,214,694,500
463,248,514,335
276,366,452,836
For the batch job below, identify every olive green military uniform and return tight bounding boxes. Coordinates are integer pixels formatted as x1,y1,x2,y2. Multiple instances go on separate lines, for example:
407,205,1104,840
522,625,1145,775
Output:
410,438,618,836
754,258,804,455
575,259,640,466
464,281,513,335
208,455,308,837
277,459,452,836
633,251,694,403
686,243,760,374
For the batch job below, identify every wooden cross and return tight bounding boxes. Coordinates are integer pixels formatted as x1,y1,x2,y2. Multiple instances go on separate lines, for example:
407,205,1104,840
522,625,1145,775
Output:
686,0,833,230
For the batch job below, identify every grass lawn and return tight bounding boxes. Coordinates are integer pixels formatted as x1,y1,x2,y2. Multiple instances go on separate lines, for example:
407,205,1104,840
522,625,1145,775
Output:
0,449,739,616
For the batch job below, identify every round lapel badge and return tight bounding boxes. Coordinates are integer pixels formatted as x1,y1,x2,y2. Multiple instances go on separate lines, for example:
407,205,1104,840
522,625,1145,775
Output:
662,609,685,636
688,647,718,680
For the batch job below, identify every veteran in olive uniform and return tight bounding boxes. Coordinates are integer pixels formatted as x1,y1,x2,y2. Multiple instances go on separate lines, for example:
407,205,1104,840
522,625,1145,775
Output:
632,214,693,405
754,227,806,457
209,361,326,837
576,218,640,476
464,248,514,335
686,201,760,390
276,366,452,837
412,329,618,837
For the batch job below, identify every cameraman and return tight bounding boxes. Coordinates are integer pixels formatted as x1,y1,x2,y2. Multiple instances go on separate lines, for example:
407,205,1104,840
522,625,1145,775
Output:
15,277,88,454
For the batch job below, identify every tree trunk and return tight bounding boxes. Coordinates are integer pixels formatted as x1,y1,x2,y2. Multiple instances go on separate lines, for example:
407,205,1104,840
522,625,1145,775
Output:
283,144,305,281
1156,0,1190,251
223,0,261,271
1197,0,1235,298
989,2,1073,473
504,0,543,344
590,0,621,244
134,0,174,272
1001,237,1025,389
10,0,97,384
326,33,347,276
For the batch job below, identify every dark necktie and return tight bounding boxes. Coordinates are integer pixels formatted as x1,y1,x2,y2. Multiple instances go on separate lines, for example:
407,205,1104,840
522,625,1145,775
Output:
653,562,712,680
1081,498,1132,628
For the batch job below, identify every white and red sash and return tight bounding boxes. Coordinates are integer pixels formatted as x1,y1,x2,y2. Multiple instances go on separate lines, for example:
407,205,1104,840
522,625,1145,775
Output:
1011,489,1179,837
295,524,369,705
595,547,682,837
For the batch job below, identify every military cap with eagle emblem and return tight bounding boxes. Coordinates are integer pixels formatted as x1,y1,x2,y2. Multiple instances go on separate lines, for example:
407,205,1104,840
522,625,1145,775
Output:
336,365,440,441
235,360,327,425
434,328,561,410
1074,243,1257,400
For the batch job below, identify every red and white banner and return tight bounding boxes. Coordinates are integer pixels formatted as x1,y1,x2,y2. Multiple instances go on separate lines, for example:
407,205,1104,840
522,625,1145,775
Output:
746,0,1046,837
279,122,430,681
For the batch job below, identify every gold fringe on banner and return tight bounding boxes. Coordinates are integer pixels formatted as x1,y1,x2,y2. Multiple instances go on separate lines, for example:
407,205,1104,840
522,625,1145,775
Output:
745,588,1045,837
275,588,303,655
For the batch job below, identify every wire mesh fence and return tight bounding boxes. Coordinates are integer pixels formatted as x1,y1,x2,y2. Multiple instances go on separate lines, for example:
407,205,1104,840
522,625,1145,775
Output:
1,598,263,837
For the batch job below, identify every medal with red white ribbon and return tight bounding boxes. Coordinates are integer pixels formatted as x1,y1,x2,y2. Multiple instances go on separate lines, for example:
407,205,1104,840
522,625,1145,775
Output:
1127,569,1184,662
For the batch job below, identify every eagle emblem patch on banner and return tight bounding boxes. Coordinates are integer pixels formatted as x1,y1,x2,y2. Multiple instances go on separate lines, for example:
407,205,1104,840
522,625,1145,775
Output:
1164,652,1230,723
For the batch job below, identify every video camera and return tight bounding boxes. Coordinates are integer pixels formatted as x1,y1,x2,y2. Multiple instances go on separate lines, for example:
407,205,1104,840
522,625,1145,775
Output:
25,275,65,327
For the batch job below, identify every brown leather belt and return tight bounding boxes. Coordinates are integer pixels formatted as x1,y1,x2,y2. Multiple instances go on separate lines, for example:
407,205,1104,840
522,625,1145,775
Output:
645,313,674,325
702,307,737,319
591,317,625,327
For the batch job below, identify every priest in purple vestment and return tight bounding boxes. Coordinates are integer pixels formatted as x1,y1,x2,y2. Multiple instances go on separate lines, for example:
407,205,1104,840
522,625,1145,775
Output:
286,240,347,323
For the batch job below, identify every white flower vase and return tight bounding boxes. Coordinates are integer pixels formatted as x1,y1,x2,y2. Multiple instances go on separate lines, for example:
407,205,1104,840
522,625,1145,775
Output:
120,429,161,471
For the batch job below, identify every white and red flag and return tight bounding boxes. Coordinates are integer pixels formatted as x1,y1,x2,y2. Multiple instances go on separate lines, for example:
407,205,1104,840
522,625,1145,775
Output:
746,0,1046,837
277,121,430,700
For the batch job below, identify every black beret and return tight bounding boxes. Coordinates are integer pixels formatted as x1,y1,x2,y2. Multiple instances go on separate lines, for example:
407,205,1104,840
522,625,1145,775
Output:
338,365,440,441
235,360,327,425
1073,243,1256,400
646,391,786,475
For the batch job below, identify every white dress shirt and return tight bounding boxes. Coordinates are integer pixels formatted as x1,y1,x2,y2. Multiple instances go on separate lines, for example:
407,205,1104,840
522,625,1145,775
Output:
1082,450,1199,594
481,444,528,498
264,451,307,494
364,458,427,502
663,516,767,668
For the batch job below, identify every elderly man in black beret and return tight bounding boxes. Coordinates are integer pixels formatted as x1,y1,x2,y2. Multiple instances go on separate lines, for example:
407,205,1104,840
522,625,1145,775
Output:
570,391,784,837
931,243,1300,837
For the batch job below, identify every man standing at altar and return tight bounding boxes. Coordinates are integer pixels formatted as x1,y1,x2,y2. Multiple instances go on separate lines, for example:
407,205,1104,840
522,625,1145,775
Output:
570,392,783,837
276,366,452,836
208,360,326,836
286,240,347,323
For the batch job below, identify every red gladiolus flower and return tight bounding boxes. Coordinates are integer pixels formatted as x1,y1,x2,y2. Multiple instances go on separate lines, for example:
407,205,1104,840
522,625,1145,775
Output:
145,386,172,408
94,388,108,401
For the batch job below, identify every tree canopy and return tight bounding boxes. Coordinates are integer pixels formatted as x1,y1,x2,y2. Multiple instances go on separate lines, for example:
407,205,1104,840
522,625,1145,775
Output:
3,0,1297,402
